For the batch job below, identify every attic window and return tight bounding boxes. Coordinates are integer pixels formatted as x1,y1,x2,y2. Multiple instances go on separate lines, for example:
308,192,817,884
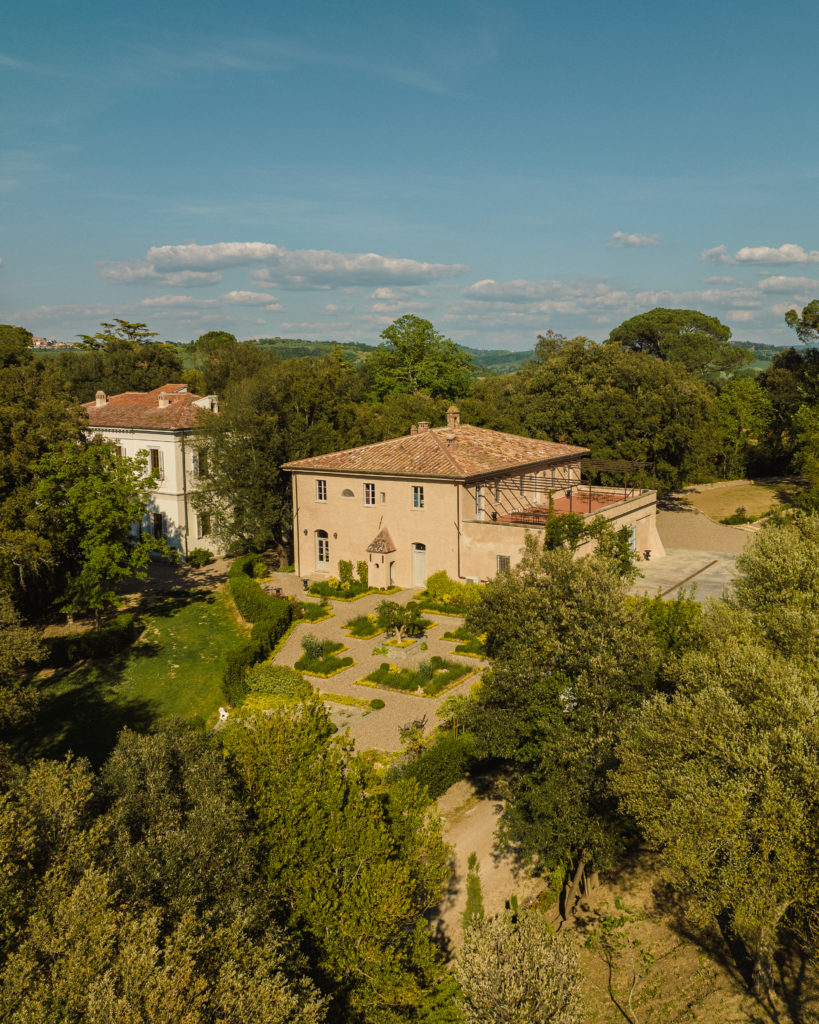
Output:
341,488,355,498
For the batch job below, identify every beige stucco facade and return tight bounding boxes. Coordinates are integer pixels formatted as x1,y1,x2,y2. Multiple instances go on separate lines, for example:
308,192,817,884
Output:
289,452,664,588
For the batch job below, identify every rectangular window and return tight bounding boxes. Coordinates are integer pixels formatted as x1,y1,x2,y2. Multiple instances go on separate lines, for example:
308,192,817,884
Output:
497,554,511,574
316,479,327,502
364,482,375,506
152,512,163,539
198,513,211,538
113,444,123,458
412,485,424,509
148,448,162,479
196,450,209,478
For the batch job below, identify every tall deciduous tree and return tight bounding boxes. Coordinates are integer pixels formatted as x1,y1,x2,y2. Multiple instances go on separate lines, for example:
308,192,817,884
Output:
615,606,819,1005
33,440,174,627
76,318,159,349
465,539,660,876
367,314,474,400
227,700,451,1024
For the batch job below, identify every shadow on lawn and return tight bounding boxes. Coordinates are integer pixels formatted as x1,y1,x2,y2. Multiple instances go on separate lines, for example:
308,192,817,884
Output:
14,589,219,768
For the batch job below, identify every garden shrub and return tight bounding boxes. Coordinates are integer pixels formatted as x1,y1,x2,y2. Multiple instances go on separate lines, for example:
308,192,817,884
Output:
228,555,273,622
344,613,382,638
186,547,214,568
48,612,138,668
294,638,352,676
301,633,324,661
339,559,354,584
370,698,385,709
420,571,481,613
396,732,477,799
356,560,369,589
293,599,331,622
222,557,293,704
246,663,312,701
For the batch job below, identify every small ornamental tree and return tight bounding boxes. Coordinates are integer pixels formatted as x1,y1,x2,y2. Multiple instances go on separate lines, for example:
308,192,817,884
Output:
375,599,426,641
34,439,176,628
455,910,583,1024
356,560,369,589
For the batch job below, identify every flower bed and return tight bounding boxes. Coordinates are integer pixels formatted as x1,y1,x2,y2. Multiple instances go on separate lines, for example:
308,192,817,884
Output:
295,640,354,678
359,656,472,697
309,578,401,601
294,599,334,622
441,626,486,658
344,613,384,639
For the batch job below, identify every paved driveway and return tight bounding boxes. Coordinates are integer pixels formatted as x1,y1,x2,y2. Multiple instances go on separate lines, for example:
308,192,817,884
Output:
629,549,740,603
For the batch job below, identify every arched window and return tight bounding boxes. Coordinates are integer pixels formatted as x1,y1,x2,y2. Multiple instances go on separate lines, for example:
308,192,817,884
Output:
341,488,354,498
316,530,330,569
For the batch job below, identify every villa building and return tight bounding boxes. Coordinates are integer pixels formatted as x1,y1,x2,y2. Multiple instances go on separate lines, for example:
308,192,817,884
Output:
82,383,221,560
283,407,664,588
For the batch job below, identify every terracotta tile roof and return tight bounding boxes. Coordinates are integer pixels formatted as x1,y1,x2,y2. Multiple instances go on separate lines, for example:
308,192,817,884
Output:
82,384,217,430
282,423,588,481
367,528,397,554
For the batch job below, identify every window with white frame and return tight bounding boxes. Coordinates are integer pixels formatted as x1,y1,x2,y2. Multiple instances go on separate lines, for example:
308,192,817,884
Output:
364,482,375,506
496,554,511,574
316,479,327,502
412,485,424,509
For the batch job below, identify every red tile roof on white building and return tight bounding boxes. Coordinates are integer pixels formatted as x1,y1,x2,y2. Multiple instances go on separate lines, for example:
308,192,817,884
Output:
82,384,217,430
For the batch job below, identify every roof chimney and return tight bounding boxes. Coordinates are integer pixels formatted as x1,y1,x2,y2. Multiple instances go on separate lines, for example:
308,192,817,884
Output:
418,421,429,432
446,405,460,428
95,390,107,408
410,424,418,435
158,392,170,408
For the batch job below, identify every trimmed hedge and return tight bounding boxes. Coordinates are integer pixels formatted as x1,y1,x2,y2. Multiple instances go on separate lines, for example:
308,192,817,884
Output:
222,557,293,705
48,613,138,668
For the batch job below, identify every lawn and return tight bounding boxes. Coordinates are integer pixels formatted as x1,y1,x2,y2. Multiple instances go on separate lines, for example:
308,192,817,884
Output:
17,588,245,766
683,477,804,521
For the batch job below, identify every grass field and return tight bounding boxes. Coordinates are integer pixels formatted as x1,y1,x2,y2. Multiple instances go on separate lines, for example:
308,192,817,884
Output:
683,478,804,521
19,588,244,766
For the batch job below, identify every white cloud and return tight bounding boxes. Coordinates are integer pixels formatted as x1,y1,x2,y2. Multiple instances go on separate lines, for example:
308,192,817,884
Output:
771,302,798,315
138,241,468,288
370,286,428,299
704,275,736,284
463,278,632,314
700,243,819,267
700,245,730,264
221,290,279,305
139,294,202,308
757,275,819,293
608,232,660,248
735,243,819,265
728,310,760,322
99,260,223,287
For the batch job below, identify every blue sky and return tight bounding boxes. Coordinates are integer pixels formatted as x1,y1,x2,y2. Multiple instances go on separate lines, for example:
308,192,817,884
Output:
3,0,819,349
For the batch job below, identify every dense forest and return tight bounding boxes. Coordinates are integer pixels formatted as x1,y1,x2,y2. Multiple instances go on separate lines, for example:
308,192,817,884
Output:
1,305,819,1020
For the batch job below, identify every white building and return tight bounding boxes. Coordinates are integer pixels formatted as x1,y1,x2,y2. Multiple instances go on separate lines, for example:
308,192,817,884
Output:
82,383,222,559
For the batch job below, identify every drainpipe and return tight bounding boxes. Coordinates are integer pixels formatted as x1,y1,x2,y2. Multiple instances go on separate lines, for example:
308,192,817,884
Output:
180,432,190,559
456,483,462,580
293,474,300,575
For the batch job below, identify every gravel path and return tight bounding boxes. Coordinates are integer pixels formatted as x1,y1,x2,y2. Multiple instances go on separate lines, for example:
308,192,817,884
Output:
267,581,486,752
